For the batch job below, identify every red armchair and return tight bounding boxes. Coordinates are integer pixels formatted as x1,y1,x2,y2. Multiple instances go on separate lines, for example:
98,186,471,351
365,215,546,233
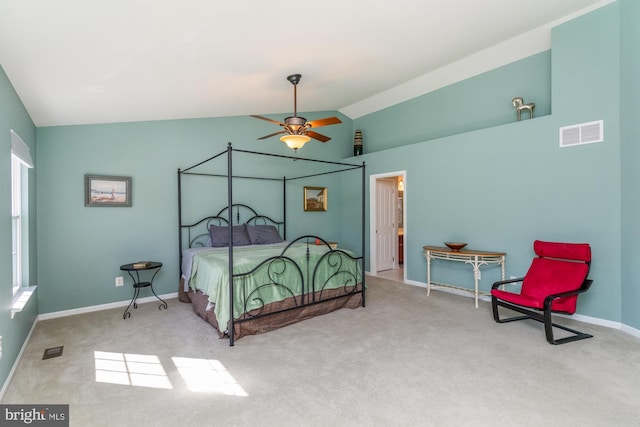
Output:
491,240,593,345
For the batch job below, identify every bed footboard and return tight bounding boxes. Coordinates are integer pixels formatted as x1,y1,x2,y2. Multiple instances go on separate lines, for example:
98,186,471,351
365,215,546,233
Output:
229,236,364,342
181,236,365,342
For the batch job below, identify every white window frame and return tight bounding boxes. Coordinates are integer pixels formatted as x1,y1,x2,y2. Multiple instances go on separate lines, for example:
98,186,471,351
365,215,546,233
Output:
10,130,33,297
11,154,23,295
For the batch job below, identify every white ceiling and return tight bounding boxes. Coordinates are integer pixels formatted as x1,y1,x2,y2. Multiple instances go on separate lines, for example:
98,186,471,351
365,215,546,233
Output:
0,0,609,127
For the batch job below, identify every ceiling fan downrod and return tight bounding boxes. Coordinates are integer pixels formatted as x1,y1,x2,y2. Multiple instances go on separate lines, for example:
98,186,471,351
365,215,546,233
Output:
287,74,301,117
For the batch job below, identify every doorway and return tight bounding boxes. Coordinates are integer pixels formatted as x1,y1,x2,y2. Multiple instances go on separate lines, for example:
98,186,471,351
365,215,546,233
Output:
370,171,406,283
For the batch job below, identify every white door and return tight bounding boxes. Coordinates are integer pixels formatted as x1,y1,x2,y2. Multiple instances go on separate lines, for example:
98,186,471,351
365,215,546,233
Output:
376,179,397,271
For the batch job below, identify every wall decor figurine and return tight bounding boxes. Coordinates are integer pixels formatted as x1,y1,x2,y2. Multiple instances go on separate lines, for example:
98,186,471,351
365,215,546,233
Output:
353,130,363,156
512,97,535,121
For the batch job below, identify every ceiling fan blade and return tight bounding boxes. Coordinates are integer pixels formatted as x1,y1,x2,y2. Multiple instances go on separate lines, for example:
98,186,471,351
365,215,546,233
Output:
257,131,286,140
306,130,331,143
253,75,343,144
251,115,285,126
306,116,342,128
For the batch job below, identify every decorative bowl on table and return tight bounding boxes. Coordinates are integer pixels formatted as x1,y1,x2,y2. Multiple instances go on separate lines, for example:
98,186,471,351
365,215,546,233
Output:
444,242,467,251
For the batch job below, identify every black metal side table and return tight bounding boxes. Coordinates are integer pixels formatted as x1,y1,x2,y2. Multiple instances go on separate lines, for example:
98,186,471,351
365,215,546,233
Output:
120,261,167,319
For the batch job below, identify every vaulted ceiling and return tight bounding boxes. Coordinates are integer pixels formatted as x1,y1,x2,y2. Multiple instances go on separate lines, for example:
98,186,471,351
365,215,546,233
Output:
0,0,608,127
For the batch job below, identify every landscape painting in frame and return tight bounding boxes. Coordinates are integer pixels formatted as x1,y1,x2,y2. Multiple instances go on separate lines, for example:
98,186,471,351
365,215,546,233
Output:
304,187,327,212
85,174,132,207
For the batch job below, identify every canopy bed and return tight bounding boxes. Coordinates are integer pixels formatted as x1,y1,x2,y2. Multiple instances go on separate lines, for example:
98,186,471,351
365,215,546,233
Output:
177,143,366,345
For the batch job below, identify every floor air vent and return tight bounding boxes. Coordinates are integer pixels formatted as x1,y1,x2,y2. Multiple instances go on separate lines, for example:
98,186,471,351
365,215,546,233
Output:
43,346,64,360
559,120,603,147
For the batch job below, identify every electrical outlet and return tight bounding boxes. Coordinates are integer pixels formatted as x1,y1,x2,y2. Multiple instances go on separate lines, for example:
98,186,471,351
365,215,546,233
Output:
115,276,124,287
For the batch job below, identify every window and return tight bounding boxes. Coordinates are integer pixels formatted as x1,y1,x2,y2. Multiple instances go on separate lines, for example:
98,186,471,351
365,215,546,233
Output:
10,130,33,296
11,154,22,295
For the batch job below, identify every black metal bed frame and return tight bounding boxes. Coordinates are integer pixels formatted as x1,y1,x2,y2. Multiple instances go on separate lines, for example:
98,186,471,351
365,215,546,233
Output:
179,203,285,249
177,143,366,346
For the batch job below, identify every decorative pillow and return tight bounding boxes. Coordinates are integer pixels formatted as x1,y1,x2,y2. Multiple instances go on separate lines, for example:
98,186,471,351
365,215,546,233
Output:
209,226,227,247
209,225,251,247
233,225,252,246
246,224,283,245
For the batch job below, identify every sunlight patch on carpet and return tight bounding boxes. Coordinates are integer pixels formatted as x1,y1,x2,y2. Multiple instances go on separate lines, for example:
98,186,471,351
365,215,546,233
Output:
94,351,172,389
172,357,248,396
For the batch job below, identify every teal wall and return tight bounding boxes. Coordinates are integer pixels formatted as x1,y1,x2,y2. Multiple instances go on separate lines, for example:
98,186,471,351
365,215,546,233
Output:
351,3,626,323
620,0,640,329
35,113,354,314
0,66,38,394
2,0,638,396
34,2,636,326
354,51,551,153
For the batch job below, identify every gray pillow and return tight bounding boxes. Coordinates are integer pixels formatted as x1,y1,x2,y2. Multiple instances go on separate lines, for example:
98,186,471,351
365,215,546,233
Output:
246,225,283,245
209,225,251,247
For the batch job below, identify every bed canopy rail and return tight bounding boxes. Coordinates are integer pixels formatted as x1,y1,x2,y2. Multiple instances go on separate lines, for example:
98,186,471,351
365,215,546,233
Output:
177,143,366,345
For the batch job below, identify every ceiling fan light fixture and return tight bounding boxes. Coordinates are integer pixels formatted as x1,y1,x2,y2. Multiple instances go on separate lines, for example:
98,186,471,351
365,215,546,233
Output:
280,134,311,150
253,74,341,144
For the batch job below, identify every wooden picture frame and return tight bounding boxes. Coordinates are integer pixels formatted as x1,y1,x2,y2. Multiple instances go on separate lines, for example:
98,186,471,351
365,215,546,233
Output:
84,174,132,207
304,186,327,212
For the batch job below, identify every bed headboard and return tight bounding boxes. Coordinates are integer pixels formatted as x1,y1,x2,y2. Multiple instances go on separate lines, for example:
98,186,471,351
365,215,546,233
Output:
180,203,285,248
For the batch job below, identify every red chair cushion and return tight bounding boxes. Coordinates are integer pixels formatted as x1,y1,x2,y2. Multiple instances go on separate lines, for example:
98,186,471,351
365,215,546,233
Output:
492,241,590,314
492,288,543,309
533,240,591,262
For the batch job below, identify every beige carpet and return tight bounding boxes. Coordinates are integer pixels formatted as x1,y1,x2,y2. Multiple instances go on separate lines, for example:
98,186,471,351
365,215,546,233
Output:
3,276,640,426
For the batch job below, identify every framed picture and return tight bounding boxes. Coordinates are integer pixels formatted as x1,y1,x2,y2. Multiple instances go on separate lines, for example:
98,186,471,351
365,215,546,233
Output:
304,186,327,212
84,174,132,207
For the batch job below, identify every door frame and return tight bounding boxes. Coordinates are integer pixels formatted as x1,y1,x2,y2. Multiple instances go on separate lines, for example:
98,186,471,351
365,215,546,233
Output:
369,170,406,280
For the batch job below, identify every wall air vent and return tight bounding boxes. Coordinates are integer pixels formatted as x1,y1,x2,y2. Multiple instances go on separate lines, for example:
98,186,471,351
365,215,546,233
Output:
559,120,603,147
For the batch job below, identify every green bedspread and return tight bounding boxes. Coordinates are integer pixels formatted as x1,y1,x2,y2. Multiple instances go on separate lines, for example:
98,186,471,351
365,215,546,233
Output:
188,242,362,331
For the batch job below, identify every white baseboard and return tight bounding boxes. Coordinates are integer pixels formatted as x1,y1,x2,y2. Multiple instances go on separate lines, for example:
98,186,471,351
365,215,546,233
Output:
0,317,38,402
37,292,179,321
5,275,640,401
565,312,623,330
405,278,425,288
621,323,640,339
2,292,178,399
371,273,639,338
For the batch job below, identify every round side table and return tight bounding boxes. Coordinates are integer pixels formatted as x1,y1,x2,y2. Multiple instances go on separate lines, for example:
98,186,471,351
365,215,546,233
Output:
120,261,167,319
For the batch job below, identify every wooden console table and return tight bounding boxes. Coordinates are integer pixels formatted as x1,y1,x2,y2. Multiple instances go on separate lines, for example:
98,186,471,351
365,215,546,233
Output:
423,246,506,308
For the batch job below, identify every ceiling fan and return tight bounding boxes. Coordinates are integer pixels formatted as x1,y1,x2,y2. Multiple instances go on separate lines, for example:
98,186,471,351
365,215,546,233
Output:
251,74,342,150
